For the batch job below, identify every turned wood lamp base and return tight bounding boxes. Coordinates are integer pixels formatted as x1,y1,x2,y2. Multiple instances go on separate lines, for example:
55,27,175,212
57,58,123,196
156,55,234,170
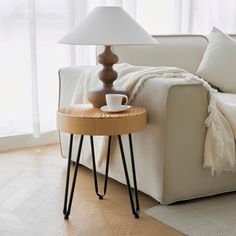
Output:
87,45,129,108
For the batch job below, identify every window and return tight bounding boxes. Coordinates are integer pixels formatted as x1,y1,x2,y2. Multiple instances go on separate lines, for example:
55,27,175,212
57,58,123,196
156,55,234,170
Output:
0,0,70,137
136,0,236,34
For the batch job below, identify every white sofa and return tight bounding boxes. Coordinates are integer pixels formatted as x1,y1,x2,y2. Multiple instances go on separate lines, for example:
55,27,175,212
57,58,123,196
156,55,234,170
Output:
58,35,236,204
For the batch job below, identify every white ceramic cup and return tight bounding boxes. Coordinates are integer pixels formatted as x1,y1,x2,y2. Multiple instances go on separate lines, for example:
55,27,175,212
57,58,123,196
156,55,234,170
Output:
105,94,128,110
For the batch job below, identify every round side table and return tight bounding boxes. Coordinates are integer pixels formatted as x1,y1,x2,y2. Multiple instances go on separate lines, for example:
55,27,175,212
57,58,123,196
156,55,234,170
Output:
57,104,146,219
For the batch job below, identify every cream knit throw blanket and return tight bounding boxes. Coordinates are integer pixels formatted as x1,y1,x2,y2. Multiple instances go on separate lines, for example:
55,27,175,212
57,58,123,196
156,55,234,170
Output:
71,63,236,175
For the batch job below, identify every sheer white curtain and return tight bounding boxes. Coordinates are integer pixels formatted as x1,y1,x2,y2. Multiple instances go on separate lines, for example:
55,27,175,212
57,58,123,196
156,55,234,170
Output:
0,0,70,139
0,0,136,142
136,0,236,34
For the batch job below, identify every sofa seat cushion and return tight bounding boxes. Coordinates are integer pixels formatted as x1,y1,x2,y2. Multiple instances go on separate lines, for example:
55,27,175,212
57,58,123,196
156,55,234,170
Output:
217,93,236,140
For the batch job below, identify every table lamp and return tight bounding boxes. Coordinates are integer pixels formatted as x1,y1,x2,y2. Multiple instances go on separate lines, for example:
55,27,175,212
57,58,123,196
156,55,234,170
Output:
59,6,157,108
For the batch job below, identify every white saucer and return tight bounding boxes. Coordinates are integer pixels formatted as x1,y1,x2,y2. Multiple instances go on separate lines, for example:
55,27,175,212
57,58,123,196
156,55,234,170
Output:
100,105,131,113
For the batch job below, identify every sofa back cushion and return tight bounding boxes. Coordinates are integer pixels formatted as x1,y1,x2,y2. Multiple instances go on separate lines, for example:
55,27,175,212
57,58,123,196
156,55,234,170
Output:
98,35,208,73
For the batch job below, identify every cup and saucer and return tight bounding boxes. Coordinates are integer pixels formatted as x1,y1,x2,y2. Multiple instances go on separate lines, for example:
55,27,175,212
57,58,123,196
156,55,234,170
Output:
101,94,131,113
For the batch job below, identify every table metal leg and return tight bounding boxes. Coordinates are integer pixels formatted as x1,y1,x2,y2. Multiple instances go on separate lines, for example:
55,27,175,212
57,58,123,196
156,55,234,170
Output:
63,134,73,216
118,134,140,218
90,135,112,199
63,135,84,220
63,133,139,220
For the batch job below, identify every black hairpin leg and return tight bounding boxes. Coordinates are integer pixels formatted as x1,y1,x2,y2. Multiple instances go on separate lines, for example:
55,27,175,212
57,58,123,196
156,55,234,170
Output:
63,135,84,220
63,134,73,216
118,134,140,218
90,135,112,199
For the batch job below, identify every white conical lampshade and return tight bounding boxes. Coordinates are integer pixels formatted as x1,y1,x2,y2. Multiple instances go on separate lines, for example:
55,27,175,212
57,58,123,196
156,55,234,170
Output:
59,6,157,45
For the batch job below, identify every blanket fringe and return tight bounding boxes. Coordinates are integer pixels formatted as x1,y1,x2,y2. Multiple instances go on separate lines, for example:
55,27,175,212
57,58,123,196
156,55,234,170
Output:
191,76,227,175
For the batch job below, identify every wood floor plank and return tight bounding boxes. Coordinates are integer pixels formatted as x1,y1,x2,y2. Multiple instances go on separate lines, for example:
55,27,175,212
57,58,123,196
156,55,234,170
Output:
0,172,45,211
0,205,40,236
0,144,183,236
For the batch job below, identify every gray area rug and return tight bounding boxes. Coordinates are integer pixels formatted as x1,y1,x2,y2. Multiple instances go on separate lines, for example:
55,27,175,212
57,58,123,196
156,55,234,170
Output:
145,193,236,236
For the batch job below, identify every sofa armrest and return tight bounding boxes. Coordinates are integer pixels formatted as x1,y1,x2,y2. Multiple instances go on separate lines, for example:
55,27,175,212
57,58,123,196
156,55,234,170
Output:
58,65,96,108
127,77,208,203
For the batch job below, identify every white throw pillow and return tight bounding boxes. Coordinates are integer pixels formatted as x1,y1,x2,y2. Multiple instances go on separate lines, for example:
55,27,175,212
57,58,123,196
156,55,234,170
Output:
196,27,236,93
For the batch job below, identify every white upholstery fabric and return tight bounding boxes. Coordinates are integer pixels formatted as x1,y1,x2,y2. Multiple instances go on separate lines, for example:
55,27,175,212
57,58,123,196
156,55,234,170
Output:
59,35,236,204
97,35,208,73
217,93,236,140
197,28,236,93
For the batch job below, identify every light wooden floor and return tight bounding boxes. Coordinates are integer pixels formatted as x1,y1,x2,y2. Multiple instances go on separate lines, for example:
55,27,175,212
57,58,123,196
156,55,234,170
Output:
0,144,182,236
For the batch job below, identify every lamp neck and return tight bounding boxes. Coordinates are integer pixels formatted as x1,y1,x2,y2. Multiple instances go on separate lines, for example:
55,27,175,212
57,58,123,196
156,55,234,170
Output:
97,45,119,86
